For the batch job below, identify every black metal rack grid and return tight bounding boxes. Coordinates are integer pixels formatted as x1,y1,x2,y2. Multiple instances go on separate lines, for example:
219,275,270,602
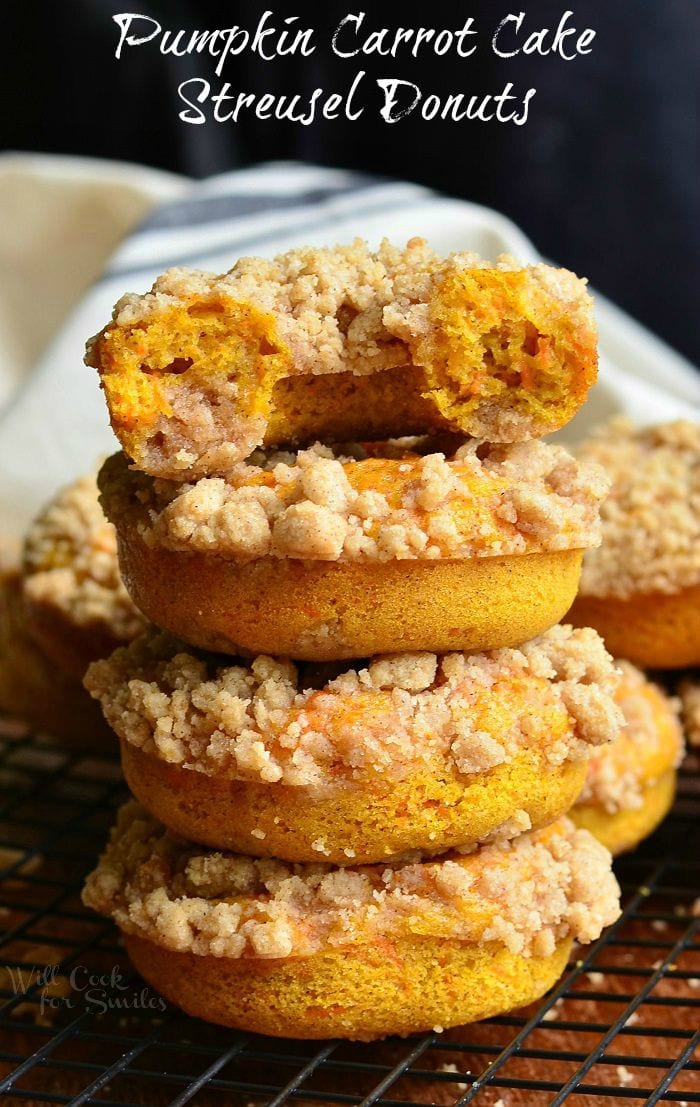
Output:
0,719,698,1106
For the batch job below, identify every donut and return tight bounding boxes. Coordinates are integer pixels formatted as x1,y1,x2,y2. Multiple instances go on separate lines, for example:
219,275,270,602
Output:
569,420,700,668
571,661,684,854
85,238,598,480
0,572,111,747
0,474,145,747
21,472,145,680
82,803,620,1040
84,624,621,863
99,438,607,660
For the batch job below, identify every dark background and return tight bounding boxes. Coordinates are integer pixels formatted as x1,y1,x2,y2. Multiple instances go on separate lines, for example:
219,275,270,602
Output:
3,0,699,363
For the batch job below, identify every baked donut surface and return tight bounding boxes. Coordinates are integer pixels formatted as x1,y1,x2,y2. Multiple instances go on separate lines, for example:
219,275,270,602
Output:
570,420,700,668
123,931,572,1041
86,239,597,479
83,805,620,1040
85,624,621,862
100,438,607,658
571,661,683,854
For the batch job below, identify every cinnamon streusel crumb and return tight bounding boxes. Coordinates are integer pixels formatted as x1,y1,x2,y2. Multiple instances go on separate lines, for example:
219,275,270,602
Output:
577,661,683,812
84,624,621,794
578,420,700,600
82,804,620,960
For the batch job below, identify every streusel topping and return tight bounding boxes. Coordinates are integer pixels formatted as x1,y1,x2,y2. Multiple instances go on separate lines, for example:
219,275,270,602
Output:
577,662,683,813
99,240,592,372
99,437,607,564
86,239,597,478
83,804,620,960
22,473,145,640
578,420,700,599
84,624,621,794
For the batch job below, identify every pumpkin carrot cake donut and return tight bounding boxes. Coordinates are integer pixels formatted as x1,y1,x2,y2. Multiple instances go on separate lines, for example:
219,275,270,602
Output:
0,571,111,747
569,420,700,668
82,803,620,1040
0,474,145,747
20,472,145,681
84,624,622,863
571,661,684,855
99,437,608,660
85,238,598,480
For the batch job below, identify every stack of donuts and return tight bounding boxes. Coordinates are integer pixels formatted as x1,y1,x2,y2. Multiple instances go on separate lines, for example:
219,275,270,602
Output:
80,238,634,1041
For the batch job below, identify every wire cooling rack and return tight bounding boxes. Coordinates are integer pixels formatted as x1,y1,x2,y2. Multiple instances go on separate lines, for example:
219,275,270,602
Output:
0,719,698,1106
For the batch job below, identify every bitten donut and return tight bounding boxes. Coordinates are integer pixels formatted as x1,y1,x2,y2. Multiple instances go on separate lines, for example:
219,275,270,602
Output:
571,662,683,855
86,238,598,479
85,624,621,863
569,420,700,668
0,474,145,746
82,803,620,1040
99,437,607,660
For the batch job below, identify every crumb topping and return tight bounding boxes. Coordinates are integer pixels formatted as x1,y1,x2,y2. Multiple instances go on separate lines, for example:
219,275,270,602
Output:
578,420,700,599
679,680,700,748
99,438,607,564
22,473,145,640
84,624,621,794
577,661,683,812
86,238,597,478
82,804,620,960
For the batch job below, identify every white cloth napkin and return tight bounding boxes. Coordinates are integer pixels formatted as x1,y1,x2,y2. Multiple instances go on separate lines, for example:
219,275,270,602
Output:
1,157,698,547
